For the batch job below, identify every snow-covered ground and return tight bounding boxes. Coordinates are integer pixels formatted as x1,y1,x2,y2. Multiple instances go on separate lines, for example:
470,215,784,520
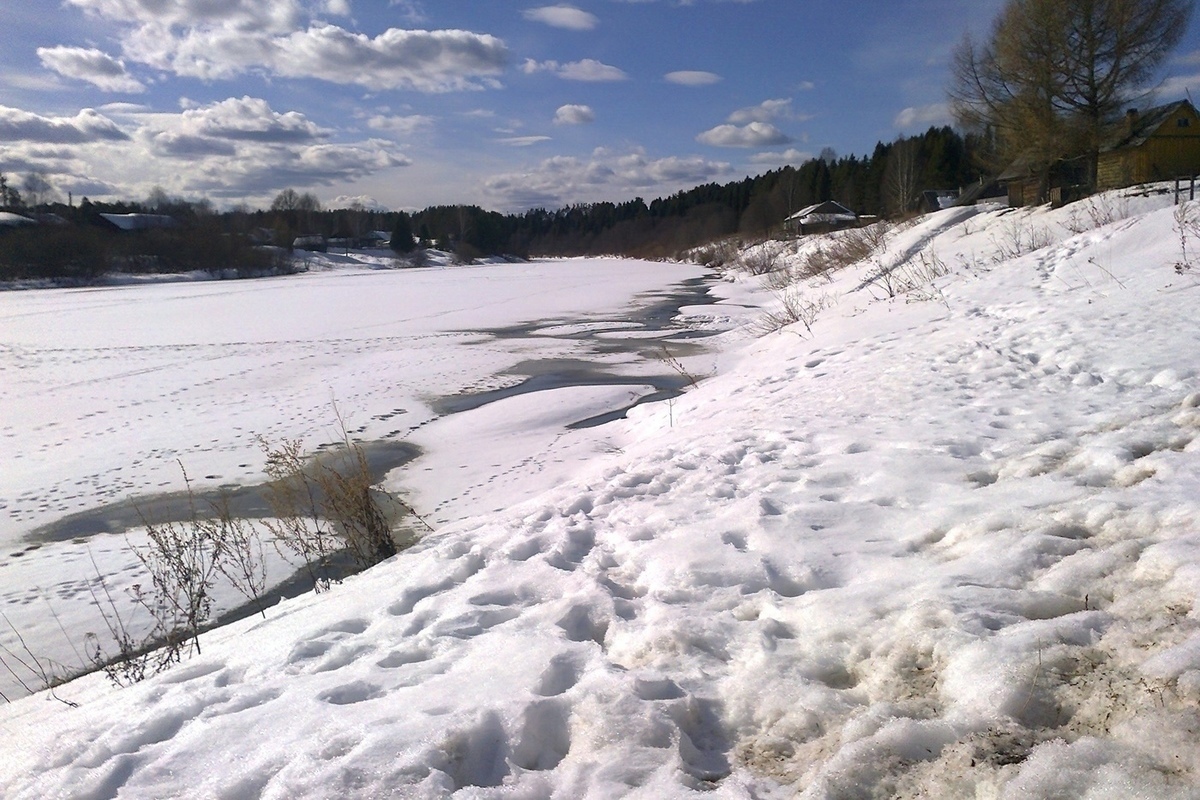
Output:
3,192,1200,797
0,255,739,701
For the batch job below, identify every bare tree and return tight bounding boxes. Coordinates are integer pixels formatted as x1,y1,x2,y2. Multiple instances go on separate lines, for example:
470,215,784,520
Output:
883,138,921,217
271,188,302,212
21,172,59,208
949,0,1193,185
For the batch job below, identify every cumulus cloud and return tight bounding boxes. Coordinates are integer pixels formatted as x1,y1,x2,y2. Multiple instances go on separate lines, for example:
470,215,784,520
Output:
893,103,951,130
176,96,330,143
522,5,599,30
269,26,509,91
190,140,412,198
329,194,389,210
522,58,627,81
665,70,721,86
37,46,145,93
483,147,730,210
149,131,238,157
696,121,791,148
0,106,130,144
728,98,797,124
554,104,595,125
63,1,510,92
65,0,306,33
749,148,813,166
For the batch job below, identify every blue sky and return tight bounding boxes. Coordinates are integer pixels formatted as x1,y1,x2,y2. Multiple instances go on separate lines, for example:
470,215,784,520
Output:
3,0,1200,212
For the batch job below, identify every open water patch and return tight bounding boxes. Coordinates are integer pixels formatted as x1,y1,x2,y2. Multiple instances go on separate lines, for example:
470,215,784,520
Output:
26,440,420,545
436,275,718,422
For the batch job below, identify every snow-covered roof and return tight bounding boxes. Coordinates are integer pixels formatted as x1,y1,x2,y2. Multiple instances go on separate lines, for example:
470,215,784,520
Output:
99,213,179,231
0,211,37,228
786,200,857,222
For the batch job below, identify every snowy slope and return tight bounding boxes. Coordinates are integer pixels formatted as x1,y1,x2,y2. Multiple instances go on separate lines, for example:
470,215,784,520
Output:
3,193,1200,798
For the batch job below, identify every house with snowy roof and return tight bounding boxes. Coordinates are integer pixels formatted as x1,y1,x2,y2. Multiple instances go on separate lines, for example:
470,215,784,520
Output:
783,200,859,235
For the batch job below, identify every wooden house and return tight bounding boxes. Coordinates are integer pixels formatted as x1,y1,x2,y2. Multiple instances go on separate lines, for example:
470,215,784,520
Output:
783,201,858,235
1096,100,1200,190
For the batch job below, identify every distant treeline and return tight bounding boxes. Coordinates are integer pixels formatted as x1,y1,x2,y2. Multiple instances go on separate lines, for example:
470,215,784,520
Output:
0,126,990,279
406,125,990,259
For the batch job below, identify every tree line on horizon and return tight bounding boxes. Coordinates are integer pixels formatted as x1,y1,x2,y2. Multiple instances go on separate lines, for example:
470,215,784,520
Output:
0,124,989,279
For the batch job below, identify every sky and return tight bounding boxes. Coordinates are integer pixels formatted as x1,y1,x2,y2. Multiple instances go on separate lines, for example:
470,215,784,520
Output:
3,0,1200,214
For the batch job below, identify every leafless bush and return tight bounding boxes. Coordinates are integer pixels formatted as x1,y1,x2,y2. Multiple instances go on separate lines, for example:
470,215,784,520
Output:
1064,194,1130,235
991,218,1055,263
755,291,832,336
738,241,785,275
866,249,952,300
81,473,264,688
259,429,412,591
689,239,741,270
1173,201,1200,275
798,222,892,280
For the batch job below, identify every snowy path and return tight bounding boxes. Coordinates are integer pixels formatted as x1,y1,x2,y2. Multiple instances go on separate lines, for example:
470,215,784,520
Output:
2,198,1199,797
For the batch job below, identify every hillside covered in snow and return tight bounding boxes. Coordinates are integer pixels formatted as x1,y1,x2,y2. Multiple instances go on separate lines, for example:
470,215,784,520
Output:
2,189,1200,798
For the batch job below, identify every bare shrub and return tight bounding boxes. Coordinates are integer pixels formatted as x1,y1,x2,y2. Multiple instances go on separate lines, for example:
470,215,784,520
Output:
259,430,410,591
689,239,741,270
865,249,952,301
1064,194,1130,235
798,222,892,280
1173,201,1200,275
738,241,785,276
991,218,1055,263
756,291,832,336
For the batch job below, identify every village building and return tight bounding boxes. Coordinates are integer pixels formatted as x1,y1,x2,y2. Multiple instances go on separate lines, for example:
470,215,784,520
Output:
1000,99,1200,207
1096,99,1200,191
783,200,859,235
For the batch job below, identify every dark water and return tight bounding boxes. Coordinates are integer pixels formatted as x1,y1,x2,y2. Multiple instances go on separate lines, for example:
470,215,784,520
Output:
27,440,421,544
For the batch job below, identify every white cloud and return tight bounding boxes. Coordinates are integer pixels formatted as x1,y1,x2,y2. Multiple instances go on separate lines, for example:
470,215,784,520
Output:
0,106,130,144
269,26,509,91
893,103,951,130
1154,73,1200,101
522,5,599,31
554,104,595,125
37,46,145,93
728,98,796,124
329,194,389,211
366,113,434,136
665,70,721,86
523,58,627,81
483,147,730,210
65,0,306,33
498,136,553,146
696,121,791,148
176,96,330,143
749,148,813,166
66,1,510,93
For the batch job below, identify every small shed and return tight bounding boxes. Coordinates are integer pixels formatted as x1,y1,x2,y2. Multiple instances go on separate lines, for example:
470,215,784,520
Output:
784,201,858,235
1096,99,1200,190
918,190,959,214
